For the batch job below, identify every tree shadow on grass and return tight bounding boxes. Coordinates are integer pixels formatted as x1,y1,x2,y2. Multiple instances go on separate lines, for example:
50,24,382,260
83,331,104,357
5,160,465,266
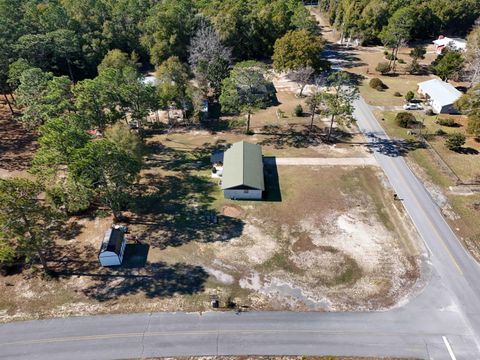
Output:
122,244,149,268
323,45,368,70
258,124,354,148
258,124,325,149
129,173,244,249
81,262,208,301
144,139,228,172
455,147,479,155
49,244,208,301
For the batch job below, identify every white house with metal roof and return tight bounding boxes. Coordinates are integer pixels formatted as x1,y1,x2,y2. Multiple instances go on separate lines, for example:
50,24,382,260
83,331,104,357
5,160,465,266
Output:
433,36,467,55
221,141,265,200
417,79,462,114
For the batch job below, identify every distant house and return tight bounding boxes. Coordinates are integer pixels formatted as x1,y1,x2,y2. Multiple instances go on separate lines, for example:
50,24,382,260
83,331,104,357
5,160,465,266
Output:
417,79,462,114
433,36,467,55
98,228,127,266
221,141,265,200
142,75,157,86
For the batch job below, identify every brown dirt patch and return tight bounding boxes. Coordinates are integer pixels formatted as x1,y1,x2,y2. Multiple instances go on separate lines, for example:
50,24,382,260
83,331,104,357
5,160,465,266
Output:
221,205,245,219
0,103,38,172
291,233,318,252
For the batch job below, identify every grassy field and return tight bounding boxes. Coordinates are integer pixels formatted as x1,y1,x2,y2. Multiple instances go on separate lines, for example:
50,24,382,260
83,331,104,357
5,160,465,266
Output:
150,128,368,159
341,43,439,107
378,111,480,183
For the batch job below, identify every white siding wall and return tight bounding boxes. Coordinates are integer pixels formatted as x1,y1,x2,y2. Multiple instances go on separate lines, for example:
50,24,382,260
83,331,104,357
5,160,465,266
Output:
431,100,442,114
224,189,262,200
99,252,122,266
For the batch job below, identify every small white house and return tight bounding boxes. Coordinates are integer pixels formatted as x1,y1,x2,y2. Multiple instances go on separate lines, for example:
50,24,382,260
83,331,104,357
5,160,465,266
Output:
433,36,467,55
221,141,265,200
98,228,127,266
417,79,462,114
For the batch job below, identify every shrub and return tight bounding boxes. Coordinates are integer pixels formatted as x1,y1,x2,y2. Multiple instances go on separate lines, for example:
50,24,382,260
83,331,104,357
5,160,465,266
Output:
293,104,303,117
445,133,466,151
398,58,406,64
395,112,418,128
435,129,447,136
407,61,421,74
376,62,391,75
437,118,457,127
394,91,402,97
405,91,415,102
369,77,384,89
227,117,246,129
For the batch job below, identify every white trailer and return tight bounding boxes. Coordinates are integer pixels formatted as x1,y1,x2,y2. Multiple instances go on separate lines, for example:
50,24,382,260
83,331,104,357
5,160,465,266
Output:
98,228,126,266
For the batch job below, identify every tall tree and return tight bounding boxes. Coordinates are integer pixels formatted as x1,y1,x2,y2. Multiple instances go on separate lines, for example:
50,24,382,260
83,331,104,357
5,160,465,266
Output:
69,140,141,220
155,56,190,120
456,83,480,138
431,50,464,81
105,123,143,161
306,91,322,131
97,49,139,73
219,61,276,133
379,7,415,74
188,22,232,99
119,69,158,132
465,24,480,87
16,68,73,128
32,115,91,178
8,58,32,91
288,66,315,97
141,0,196,65
0,178,61,272
73,71,124,132
272,29,325,73
320,72,358,142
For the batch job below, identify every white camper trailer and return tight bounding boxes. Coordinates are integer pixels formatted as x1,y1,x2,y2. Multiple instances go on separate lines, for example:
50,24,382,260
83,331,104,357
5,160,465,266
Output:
98,227,127,266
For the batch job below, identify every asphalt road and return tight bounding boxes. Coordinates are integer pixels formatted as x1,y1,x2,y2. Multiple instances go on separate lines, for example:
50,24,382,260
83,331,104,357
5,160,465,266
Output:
2,99,480,359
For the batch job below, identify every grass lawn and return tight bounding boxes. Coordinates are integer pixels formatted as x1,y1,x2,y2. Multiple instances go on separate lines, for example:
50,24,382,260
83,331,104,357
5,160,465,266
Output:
344,45,436,107
379,111,480,183
359,75,431,107
148,128,368,159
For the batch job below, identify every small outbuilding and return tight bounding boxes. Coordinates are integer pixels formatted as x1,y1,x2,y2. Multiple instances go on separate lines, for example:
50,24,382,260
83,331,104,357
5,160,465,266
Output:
417,79,462,114
221,141,265,200
99,227,127,266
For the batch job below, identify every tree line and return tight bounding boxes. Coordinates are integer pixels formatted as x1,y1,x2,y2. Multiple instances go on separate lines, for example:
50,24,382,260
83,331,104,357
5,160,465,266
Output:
0,0,318,88
319,0,480,45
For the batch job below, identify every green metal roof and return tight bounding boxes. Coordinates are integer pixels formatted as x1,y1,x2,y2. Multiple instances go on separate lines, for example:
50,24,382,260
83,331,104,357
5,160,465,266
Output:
221,141,265,191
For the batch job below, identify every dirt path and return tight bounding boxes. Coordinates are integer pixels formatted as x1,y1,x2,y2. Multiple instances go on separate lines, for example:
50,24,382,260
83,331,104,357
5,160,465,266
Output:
265,157,378,166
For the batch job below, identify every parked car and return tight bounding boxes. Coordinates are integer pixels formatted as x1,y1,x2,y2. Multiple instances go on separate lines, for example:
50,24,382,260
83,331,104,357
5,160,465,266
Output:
403,103,423,110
